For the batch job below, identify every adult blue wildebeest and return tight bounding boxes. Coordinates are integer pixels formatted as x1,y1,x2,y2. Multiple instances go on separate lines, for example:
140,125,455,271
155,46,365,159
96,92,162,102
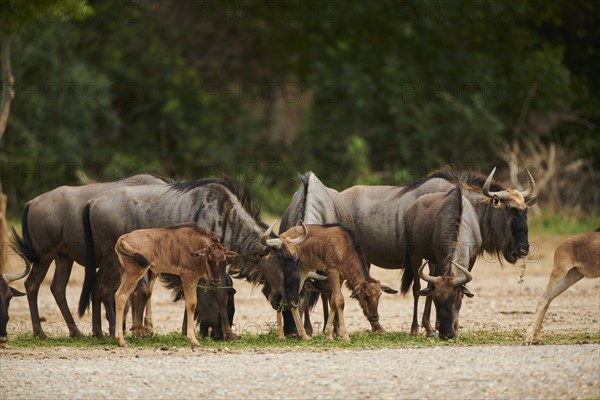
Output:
403,184,481,339
78,178,273,339
340,167,536,269
340,166,536,335
11,174,167,338
0,244,30,343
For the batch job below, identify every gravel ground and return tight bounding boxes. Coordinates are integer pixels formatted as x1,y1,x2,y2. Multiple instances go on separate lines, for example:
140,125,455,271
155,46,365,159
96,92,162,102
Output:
1,345,599,399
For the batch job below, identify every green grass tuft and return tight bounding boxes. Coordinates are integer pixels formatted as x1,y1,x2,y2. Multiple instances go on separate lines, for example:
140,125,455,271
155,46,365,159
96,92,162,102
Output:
7,330,600,350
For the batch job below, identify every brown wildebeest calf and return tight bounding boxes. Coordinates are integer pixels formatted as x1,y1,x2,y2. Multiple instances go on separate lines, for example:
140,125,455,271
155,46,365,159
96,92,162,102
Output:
267,222,397,342
525,229,600,344
114,224,235,347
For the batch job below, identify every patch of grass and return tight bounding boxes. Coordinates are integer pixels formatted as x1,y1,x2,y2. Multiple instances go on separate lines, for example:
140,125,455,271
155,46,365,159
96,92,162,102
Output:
528,213,599,236
7,330,600,350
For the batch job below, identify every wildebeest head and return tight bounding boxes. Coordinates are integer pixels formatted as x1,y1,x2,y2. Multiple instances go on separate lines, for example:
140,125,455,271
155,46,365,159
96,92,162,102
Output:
191,242,237,287
480,168,537,264
260,221,309,309
0,254,30,343
350,278,398,324
417,261,474,340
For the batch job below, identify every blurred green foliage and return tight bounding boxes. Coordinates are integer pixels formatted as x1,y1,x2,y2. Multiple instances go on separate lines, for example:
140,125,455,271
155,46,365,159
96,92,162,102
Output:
0,0,598,216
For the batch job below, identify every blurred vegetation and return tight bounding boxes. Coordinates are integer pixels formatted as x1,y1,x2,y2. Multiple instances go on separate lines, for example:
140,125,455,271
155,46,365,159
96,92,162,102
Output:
0,0,598,216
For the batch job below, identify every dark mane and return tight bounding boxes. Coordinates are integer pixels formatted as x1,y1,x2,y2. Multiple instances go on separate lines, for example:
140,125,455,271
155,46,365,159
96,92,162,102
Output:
297,172,310,222
168,177,264,227
399,165,507,195
440,185,463,268
321,223,370,279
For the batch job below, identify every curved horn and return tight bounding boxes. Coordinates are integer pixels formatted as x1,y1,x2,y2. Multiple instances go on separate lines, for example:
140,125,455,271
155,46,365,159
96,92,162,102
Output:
518,168,535,199
417,260,439,285
307,271,328,281
3,245,32,283
482,167,510,200
265,238,283,249
260,220,278,245
451,261,473,285
289,220,308,245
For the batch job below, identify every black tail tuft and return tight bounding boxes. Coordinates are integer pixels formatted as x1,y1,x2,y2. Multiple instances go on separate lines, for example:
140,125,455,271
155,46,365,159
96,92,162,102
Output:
78,203,96,317
159,273,184,302
11,204,41,264
400,244,414,295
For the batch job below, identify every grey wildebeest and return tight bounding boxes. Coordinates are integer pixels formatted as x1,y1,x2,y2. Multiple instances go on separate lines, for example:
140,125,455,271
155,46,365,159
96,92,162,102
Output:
525,229,600,344
114,224,234,346
161,273,236,340
78,178,272,339
402,185,481,339
10,174,167,338
258,222,396,342
0,243,30,343
279,171,359,336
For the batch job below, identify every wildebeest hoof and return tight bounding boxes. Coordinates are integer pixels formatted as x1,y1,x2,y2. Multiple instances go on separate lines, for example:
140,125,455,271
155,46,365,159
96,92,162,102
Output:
426,331,438,338
70,330,83,338
34,331,48,340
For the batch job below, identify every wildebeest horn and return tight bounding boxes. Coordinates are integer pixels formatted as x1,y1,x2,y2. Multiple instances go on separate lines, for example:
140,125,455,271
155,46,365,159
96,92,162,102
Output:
265,238,283,249
417,260,439,284
290,220,308,245
482,167,506,199
307,271,328,281
518,168,535,200
451,261,473,285
261,220,278,245
3,244,32,283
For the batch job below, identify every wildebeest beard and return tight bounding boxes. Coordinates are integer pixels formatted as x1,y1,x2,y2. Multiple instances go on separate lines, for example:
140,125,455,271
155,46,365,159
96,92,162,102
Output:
278,251,301,309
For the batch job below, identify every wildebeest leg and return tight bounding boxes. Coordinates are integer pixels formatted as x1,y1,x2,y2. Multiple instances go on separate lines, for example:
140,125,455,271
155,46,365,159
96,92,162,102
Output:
24,254,54,338
410,278,421,336
216,287,238,341
115,267,146,347
303,307,313,337
422,296,434,336
51,255,82,338
526,267,583,344
143,271,157,333
181,308,187,336
291,306,311,341
326,272,350,342
180,275,200,347
91,272,103,338
321,293,329,333
277,311,284,339
130,279,150,337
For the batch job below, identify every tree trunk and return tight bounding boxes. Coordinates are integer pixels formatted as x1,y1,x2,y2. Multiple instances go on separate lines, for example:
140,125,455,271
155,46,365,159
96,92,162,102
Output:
0,34,15,272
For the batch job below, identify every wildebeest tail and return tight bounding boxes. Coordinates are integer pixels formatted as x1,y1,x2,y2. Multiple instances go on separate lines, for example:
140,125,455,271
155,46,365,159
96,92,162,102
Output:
78,202,96,317
159,273,185,302
116,239,150,267
400,243,413,295
10,203,41,264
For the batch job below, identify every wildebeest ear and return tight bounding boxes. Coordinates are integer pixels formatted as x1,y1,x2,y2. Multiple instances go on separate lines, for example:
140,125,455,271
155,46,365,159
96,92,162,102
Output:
417,286,434,297
10,287,26,297
381,285,398,294
460,286,474,298
350,286,360,299
525,197,537,207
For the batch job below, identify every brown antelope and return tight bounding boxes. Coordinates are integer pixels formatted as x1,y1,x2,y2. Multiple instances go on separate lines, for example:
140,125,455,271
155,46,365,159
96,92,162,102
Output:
525,229,600,344
114,224,236,347
265,222,397,342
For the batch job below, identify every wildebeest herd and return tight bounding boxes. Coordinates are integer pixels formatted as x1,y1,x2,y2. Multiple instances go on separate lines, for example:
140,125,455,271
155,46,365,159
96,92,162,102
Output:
1,166,598,346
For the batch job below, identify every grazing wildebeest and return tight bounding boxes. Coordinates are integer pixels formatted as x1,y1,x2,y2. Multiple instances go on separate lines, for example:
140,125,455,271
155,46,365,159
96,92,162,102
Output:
402,185,481,339
0,243,30,343
525,229,600,344
10,174,167,338
266,222,397,342
79,178,272,339
340,166,536,270
279,172,358,336
114,224,233,346
160,273,236,340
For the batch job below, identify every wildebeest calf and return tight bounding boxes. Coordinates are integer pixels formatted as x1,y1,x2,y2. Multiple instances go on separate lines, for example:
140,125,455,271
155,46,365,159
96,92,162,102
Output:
525,229,600,344
114,224,235,347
